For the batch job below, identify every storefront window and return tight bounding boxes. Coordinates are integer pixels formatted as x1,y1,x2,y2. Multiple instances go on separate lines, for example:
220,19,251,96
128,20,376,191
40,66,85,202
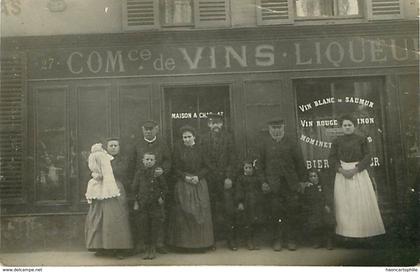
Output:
162,0,193,26
295,78,386,190
399,75,420,189
165,86,230,145
35,89,67,202
295,0,360,18
77,87,109,201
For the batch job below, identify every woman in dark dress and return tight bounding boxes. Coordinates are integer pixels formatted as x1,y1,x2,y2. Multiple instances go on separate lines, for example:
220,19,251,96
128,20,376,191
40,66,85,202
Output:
167,125,214,249
85,138,133,258
328,115,385,239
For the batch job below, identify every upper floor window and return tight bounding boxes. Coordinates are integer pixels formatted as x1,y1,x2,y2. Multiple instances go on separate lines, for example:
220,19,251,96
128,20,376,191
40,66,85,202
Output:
123,0,230,31
257,0,402,26
295,0,361,18
162,0,193,26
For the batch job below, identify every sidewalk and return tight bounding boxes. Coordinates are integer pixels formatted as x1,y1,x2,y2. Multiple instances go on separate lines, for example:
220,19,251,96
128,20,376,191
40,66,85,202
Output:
0,245,410,267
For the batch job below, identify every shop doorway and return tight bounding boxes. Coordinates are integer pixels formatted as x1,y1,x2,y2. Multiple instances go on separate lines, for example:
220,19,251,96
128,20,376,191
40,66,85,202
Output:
164,85,231,146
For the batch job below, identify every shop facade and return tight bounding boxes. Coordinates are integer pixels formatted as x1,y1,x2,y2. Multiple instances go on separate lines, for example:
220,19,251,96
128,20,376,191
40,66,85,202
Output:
1,2,418,250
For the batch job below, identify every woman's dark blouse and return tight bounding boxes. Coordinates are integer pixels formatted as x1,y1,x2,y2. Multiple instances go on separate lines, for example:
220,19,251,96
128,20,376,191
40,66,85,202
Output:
328,134,371,172
173,143,208,179
110,155,130,187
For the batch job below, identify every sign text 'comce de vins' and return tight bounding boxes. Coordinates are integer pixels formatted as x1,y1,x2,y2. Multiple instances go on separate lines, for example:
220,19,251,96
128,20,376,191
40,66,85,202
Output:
29,36,418,79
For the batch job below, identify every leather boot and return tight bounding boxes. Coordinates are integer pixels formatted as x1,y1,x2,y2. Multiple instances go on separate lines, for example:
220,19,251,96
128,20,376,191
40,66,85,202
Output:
142,245,150,260
244,226,254,250
252,225,260,250
272,223,283,251
227,226,238,251
273,239,283,251
287,240,297,251
326,233,334,250
149,245,156,259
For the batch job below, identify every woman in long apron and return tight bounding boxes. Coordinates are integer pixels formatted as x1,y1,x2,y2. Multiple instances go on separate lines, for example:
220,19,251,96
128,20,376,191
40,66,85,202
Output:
85,140,133,258
328,114,385,242
167,125,214,249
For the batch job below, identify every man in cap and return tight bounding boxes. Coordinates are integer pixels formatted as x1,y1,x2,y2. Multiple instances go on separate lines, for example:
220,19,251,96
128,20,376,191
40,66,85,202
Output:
129,120,171,254
201,113,238,250
256,118,306,251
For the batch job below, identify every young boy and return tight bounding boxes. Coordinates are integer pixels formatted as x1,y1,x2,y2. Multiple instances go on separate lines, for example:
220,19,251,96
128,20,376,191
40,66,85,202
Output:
300,169,335,250
132,152,168,259
235,158,263,250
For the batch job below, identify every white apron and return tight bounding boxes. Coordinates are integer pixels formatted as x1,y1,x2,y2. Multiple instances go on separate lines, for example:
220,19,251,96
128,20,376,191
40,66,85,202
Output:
334,161,385,238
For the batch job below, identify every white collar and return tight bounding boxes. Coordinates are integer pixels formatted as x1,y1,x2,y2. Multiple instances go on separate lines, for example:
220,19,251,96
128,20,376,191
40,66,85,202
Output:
144,137,157,143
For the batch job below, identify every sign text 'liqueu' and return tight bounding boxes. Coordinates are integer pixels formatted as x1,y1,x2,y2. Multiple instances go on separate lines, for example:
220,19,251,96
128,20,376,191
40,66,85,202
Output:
28,36,418,79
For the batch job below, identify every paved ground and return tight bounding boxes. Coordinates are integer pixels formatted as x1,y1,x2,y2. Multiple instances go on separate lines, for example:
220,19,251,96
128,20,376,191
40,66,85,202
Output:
0,244,417,267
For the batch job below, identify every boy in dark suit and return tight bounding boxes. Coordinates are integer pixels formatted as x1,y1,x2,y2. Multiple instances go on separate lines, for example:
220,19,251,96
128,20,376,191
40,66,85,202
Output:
132,152,168,259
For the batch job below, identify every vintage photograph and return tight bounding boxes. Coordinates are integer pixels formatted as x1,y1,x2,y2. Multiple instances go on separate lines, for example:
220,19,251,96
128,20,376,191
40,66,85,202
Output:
0,0,419,268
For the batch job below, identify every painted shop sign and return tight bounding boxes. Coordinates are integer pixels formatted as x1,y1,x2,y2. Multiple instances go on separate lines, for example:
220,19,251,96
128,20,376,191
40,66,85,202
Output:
171,111,224,119
28,36,418,79
295,79,385,170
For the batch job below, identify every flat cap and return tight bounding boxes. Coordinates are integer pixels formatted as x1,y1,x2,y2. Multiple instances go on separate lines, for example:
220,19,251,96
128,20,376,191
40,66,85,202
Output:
267,118,285,126
142,120,158,128
206,113,224,121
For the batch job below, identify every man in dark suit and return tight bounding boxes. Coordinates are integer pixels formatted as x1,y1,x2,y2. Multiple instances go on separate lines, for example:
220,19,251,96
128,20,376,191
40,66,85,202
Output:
257,118,306,251
201,113,238,250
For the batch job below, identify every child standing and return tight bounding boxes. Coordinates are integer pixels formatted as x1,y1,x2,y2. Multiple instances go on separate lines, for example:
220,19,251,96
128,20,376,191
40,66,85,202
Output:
234,159,263,250
301,169,335,250
132,152,168,260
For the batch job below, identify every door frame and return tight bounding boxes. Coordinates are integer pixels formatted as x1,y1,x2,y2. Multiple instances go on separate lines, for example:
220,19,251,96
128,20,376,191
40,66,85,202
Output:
162,82,233,147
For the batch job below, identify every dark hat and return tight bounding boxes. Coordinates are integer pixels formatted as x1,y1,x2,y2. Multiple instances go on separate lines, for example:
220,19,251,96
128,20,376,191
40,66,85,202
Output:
142,120,158,129
105,136,120,143
206,113,224,122
179,125,196,136
267,118,285,126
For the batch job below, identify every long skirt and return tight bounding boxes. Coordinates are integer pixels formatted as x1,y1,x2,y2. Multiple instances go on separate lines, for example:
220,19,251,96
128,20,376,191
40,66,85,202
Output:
85,181,133,249
334,161,386,238
168,178,214,248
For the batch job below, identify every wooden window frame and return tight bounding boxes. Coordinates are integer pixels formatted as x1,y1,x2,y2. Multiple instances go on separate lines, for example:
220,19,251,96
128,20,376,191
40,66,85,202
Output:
294,0,364,20
160,0,195,27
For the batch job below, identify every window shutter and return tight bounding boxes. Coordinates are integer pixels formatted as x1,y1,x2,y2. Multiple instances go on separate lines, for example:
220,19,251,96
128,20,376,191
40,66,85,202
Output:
256,0,293,25
367,0,403,20
123,0,159,31
0,53,26,203
195,0,230,28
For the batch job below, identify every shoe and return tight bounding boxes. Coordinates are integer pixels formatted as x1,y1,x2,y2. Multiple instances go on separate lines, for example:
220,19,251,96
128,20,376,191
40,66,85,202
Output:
116,254,125,260
326,238,334,250
210,245,217,251
253,239,260,250
228,240,238,251
273,239,283,251
143,246,150,260
312,240,322,249
94,250,107,257
156,246,168,254
149,246,156,259
287,241,297,251
247,239,255,250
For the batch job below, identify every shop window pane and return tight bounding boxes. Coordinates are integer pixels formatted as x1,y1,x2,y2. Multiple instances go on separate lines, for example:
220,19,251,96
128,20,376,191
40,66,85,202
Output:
296,0,333,17
77,87,109,200
336,0,359,16
119,85,150,154
295,0,360,17
36,89,67,202
296,78,387,193
399,75,420,190
163,0,193,25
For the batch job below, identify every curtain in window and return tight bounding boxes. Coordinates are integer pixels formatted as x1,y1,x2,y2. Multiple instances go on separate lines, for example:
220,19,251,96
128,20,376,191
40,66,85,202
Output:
164,0,192,25
337,0,359,16
296,0,333,17
296,0,359,17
